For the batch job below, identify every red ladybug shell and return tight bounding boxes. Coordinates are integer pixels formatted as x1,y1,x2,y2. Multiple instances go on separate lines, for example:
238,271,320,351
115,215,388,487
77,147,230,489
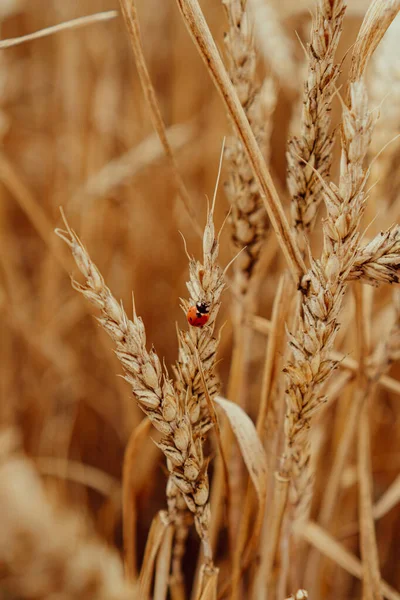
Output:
187,304,210,327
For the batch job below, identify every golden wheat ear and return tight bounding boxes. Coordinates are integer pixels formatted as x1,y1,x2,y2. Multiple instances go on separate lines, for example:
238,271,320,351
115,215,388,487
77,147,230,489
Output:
170,151,228,584
287,0,346,249
56,211,217,584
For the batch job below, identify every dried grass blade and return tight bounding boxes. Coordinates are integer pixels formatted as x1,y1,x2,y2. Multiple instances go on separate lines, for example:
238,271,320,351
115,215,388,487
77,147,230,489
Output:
257,273,289,433
350,0,400,83
0,10,118,49
318,392,362,527
174,0,306,282
118,0,201,236
215,396,268,595
215,396,267,510
378,375,400,396
210,327,252,567
249,314,272,335
374,473,400,520
354,285,382,599
298,521,400,600
254,472,290,599
227,274,289,600
139,510,171,599
154,524,174,600
123,417,153,581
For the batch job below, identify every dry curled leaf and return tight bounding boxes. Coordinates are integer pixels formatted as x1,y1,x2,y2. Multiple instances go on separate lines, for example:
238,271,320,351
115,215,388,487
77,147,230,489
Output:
215,396,267,501
350,0,400,82
139,510,171,599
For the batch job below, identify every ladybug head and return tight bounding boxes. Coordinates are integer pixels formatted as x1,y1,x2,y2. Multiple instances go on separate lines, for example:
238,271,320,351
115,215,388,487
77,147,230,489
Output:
196,301,210,315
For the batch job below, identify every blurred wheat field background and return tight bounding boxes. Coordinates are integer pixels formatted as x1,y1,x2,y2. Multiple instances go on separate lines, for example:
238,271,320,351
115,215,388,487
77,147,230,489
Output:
1,0,400,599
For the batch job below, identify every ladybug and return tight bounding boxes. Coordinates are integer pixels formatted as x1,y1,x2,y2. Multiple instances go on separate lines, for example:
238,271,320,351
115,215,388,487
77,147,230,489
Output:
187,301,210,327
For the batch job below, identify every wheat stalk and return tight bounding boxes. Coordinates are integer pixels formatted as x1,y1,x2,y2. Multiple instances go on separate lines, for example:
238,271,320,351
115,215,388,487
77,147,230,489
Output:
118,0,201,236
0,10,118,49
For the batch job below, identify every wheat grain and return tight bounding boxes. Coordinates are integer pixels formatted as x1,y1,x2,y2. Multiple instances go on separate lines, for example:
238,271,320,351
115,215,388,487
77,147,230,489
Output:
4,1,400,597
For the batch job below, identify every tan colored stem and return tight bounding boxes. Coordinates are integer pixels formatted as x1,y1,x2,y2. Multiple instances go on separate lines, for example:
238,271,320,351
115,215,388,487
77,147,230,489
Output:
0,10,118,48
358,400,383,600
354,286,382,600
257,473,290,598
374,473,400,521
257,274,289,434
298,521,400,600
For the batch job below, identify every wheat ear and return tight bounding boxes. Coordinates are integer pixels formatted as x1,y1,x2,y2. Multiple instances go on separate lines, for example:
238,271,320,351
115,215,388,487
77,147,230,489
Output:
287,0,346,245
168,197,226,583
56,215,215,563
281,79,377,521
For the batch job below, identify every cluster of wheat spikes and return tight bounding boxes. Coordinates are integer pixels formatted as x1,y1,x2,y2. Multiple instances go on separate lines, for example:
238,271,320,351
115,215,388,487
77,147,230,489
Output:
55,194,225,588
1,0,400,598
